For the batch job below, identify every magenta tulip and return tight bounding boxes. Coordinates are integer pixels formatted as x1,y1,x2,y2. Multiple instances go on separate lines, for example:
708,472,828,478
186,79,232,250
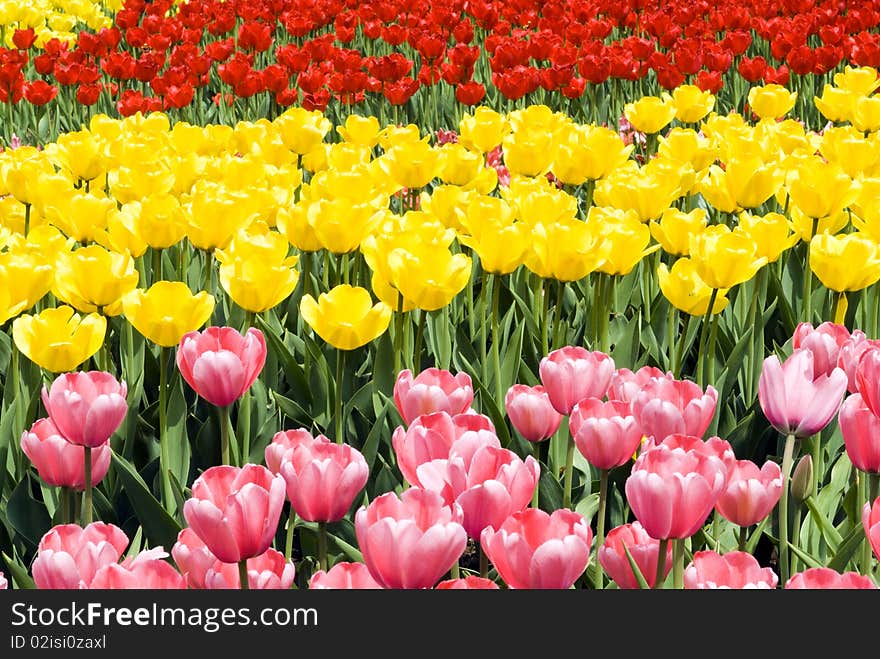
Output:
435,576,499,589
355,488,467,589
183,464,286,564
759,349,847,438
631,378,717,443
21,418,110,490
838,394,880,473
715,459,783,528
539,346,615,414
785,567,877,589
864,498,880,563
279,437,369,522
607,366,670,403
32,523,130,589
204,549,295,590
41,371,128,448
309,562,383,589
89,548,186,589
394,367,474,425
598,521,672,589
838,332,880,393
569,398,643,470
264,428,319,476
792,321,851,378
504,384,562,442
684,550,778,589
481,508,593,589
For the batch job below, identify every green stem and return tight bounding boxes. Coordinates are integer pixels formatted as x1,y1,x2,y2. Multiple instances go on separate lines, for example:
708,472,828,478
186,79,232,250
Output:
158,346,172,512
219,405,231,466
491,274,503,407
82,447,93,525
594,469,608,589
335,349,345,444
654,538,669,589
540,277,550,356
592,273,604,350
24,202,30,236
791,506,803,575
479,543,489,579
153,247,163,285
778,433,796,587
673,313,691,380
672,538,684,589
318,521,329,571
696,289,719,388
738,526,748,552
552,279,566,349
803,220,818,323
284,506,297,562
562,434,575,509
413,309,427,377
809,434,821,500
60,487,70,525
667,306,678,374
238,559,250,590
480,275,489,386
450,561,460,579
707,310,720,390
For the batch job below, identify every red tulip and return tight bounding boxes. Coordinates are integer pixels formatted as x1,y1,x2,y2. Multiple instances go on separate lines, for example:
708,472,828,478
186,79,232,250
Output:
714,459,783,528
539,346,615,415
394,368,474,426
839,394,880,473
32,523,130,589
12,28,37,50
684,550,778,589
435,576,499,589
309,562,383,589
863,498,880,563
504,384,562,442
631,378,717,443
21,418,111,490
785,567,876,589
455,81,486,105
41,371,128,449
570,398,643,470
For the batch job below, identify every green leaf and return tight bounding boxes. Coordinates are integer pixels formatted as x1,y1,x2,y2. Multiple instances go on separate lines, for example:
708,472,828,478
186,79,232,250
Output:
111,451,182,551
359,402,390,474
256,314,312,405
7,475,52,549
329,532,364,563
788,542,823,570
827,522,867,573
622,544,651,590
2,551,35,589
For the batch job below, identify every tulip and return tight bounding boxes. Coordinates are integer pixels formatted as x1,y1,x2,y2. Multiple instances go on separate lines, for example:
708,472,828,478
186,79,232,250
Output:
217,244,300,314
785,567,876,589
203,549,295,590
481,508,592,589
598,522,672,589
458,106,510,153
810,233,880,296
689,225,768,290
838,394,880,474
698,159,784,213
355,488,467,589
594,161,684,222
386,245,472,311
550,124,633,185
863,498,880,564
171,528,219,590
435,576,499,589
649,208,708,257
21,418,111,493
539,346,615,415
394,368,474,425
122,281,215,348
607,366,670,404
657,259,730,316
32,523,130,589
264,429,318,475
0,251,54,324
684,551,778,589
309,562,383,589
671,84,715,123
45,129,106,182
623,94,676,134
183,464,286,587
525,216,609,282
589,209,660,277
89,548,186,589
632,378,717,443
789,159,859,222
735,212,799,264
380,140,441,190
336,114,381,146
53,245,139,317
838,332,880,394
792,322,851,378
714,459,783,530
300,285,391,351
275,107,331,154
748,84,797,119
504,384,562,443
12,305,106,373
570,398,643,471
458,206,530,276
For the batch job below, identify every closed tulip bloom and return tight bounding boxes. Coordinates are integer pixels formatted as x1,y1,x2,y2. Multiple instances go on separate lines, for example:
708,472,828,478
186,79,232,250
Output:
32,522,130,589
569,398,643,470
380,141,441,190
394,368,474,426
176,326,266,408
504,384,562,442
355,488,467,589
525,217,609,281
838,332,880,393
594,162,685,223
657,259,730,316
0,251,54,323
551,124,633,185
89,549,186,589
810,233,880,293
123,196,188,250
598,521,672,589
459,106,510,153
856,349,880,416
715,459,783,527
275,107,331,154
183,464,286,564
699,159,784,213
735,212,799,264
279,438,369,522
671,84,715,123
789,159,859,221
785,567,876,589
386,245,472,311
309,562,383,589
649,208,708,257
171,528,218,590
264,429,319,476
204,549,295,590
838,394,880,473
792,322,851,378
684,551,778,589
435,576,499,589
42,371,128,448
607,366,670,404
814,84,855,123
12,306,106,373
589,209,660,276
481,508,593,589
21,418,111,490
758,349,847,438
632,378,718,443
623,94,676,134
459,216,530,275
53,245,139,317
863,498,880,562
748,84,797,119
690,224,768,290
539,346,616,415
122,281,215,348
301,285,392,350
625,440,727,540
45,130,106,182
184,182,260,252
218,253,299,313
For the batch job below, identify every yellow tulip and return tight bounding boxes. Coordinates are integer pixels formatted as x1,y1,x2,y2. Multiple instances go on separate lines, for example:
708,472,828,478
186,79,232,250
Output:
551,124,634,185
594,161,684,221
459,106,510,153
623,94,676,134
45,130,105,182
525,216,609,281
502,131,554,178
219,256,299,313
420,185,476,232
306,198,382,254
657,259,729,316
274,107,331,155
276,203,323,253
788,205,850,242
108,162,175,204
459,200,529,275
747,84,797,120
122,281,215,347
814,84,855,123
698,158,784,212
183,182,259,251
379,140,441,190
689,224,767,289
54,245,139,316
833,66,880,96
502,176,578,226
810,233,880,292
12,305,106,373
788,158,859,220
0,251,53,322
735,212,799,263
94,204,149,258
649,208,708,256
818,126,880,177
437,143,485,186
125,195,187,250
43,191,118,244
379,124,423,151
588,208,660,276
0,147,54,206
336,115,382,147
386,246,472,311
657,128,717,174
300,285,392,350
852,95,880,133
671,85,715,123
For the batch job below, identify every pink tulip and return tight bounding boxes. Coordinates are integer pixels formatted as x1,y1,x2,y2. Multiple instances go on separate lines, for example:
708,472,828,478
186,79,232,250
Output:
481,508,593,589
21,418,111,490
279,439,369,522
792,321,851,378
394,367,474,425
182,464,286,564
838,394,880,473
684,550,778,589
204,549,295,589
864,498,880,563
715,459,783,528
632,378,717,443
32,523,130,589
569,398,643,470
309,562,383,589
355,488,467,589
598,521,672,589
41,371,128,448
264,428,319,476
435,576,499,589
504,384,562,442
539,346,615,414
785,567,877,589
837,332,880,393
0,572,7,589
607,366,670,403
177,326,267,407
89,548,186,589
644,434,736,478
171,528,218,590
857,347,880,418
759,349,847,438
624,439,728,540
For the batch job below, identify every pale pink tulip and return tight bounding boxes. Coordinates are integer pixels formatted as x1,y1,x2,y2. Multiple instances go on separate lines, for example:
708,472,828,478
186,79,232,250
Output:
539,346,615,414
504,384,562,442
21,418,111,490
32,523,129,589
837,332,880,393
355,488,467,589
204,549,295,589
309,562,383,589
838,394,880,473
785,567,877,589
598,522,672,589
607,366,670,403
569,398,643,470
632,378,717,443
177,326,266,407
715,459,783,527
793,321,851,378
864,498,880,563
481,508,592,589
183,464,286,564
89,548,186,589
171,528,217,590
684,550,778,589
394,368,473,425
264,428,320,476
41,371,128,448
759,349,847,438
435,576,499,589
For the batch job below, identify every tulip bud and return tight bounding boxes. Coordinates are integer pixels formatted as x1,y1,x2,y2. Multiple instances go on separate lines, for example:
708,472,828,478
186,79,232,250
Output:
790,455,813,502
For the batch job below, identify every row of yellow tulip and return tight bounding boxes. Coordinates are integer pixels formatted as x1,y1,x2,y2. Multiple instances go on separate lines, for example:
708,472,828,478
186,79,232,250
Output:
0,0,120,48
